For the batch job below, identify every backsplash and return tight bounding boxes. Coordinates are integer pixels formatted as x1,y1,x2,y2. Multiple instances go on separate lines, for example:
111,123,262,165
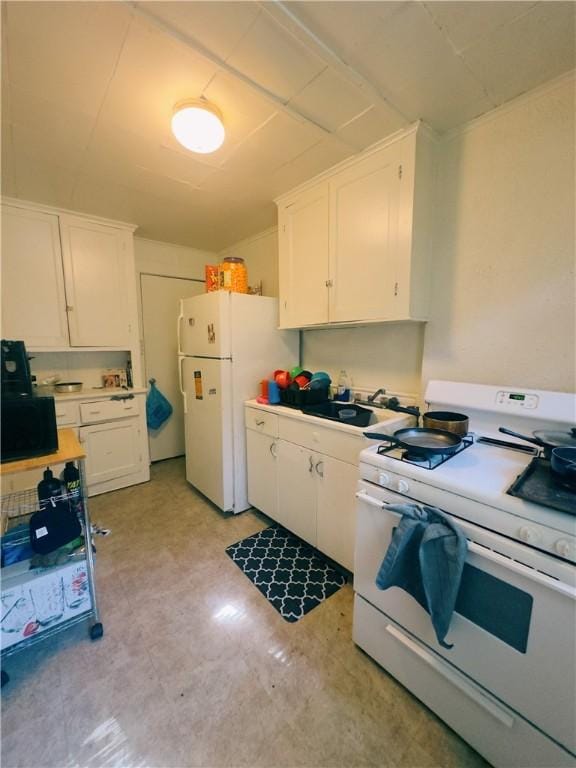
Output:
30,351,130,389
302,322,425,400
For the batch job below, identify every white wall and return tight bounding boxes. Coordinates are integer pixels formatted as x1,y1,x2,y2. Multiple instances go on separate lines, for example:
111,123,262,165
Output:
134,236,215,281
422,74,575,394
220,227,278,297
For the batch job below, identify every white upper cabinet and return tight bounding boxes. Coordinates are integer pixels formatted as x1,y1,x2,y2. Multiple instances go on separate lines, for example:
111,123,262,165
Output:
1,206,69,346
1,200,138,353
278,182,329,328
276,123,436,329
59,216,132,347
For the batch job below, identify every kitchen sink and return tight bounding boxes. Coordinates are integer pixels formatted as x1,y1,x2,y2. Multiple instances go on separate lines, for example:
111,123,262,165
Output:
302,402,377,428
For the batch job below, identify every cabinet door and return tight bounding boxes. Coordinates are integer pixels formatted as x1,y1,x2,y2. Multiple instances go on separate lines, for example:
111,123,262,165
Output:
278,182,329,328
80,419,141,486
316,454,358,571
1,206,69,346
60,216,132,347
329,142,402,322
276,440,317,546
246,429,278,519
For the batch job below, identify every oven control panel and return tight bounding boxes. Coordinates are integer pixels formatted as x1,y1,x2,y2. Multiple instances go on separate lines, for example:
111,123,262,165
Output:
496,391,539,409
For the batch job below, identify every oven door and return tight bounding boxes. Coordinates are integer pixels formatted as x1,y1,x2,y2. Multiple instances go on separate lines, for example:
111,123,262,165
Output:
355,480,576,755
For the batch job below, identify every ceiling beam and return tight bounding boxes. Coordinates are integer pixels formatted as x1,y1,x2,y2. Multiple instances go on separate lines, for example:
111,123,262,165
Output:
258,0,409,125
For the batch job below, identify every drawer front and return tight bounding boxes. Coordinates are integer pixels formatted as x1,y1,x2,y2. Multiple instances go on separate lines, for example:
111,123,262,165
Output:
80,397,141,424
245,407,279,438
278,417,362,465
54,401,80,426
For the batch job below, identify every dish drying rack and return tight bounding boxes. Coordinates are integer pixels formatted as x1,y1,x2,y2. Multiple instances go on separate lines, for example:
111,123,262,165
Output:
0,429,103,687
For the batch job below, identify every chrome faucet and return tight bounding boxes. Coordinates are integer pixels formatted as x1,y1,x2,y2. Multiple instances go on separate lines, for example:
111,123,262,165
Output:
367,388,386,403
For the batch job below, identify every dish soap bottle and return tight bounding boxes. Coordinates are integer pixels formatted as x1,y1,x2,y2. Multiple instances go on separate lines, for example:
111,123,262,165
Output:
62,461,83,520
337,370,351,402
37,467,62,505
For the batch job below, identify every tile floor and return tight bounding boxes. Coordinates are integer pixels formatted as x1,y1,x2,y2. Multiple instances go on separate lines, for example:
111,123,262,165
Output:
2,458,490,768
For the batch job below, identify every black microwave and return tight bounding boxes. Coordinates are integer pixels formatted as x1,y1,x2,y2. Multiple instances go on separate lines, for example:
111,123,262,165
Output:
1,394,59,463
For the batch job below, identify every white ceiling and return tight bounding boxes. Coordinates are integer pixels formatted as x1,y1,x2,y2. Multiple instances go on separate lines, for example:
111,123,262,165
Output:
1,1,574,250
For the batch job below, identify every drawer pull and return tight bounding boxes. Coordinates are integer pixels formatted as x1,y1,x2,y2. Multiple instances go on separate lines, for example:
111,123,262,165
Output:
255,419,265,427
89,410,101,415
385,624,515,728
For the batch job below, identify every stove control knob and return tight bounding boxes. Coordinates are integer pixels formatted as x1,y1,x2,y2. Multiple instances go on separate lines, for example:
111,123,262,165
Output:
378,472,391,487
397,479,410,495
555,539,576,560
519,526,541,545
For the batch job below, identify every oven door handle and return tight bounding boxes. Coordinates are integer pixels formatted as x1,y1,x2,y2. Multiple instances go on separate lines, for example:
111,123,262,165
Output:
355,491,576,598
385,624,515,728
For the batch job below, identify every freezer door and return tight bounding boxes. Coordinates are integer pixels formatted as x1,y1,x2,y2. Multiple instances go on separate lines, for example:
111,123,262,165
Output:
178,292,231,358
182,356,234,512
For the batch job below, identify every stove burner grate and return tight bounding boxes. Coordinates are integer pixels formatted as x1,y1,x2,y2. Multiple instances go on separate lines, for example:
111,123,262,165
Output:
376,435,474,469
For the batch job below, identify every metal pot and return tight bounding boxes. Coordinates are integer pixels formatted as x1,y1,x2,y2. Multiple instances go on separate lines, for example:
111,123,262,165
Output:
422,411,469,437
499,427,576,459
551,446,576,487
54,382,83,393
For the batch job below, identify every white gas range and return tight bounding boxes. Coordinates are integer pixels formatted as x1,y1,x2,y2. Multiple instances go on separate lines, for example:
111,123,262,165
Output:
353,381,576,768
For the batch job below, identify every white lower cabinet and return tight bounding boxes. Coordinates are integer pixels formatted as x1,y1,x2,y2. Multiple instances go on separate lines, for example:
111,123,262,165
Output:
316,455,358,571
276,440,317,547
246,429,279,521
245,404,361,571
80,420,142,487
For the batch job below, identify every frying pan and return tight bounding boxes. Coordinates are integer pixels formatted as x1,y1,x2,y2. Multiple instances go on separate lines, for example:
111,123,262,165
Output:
498,427,576,458
364,427,463,457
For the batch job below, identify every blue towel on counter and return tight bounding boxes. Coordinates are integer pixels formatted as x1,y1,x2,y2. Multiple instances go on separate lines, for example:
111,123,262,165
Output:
376,503,467,649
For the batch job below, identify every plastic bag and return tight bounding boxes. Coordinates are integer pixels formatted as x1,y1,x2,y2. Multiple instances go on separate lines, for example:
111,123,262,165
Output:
146,378,173,430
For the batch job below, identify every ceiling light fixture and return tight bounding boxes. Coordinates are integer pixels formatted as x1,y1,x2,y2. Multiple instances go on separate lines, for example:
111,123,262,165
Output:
171,99,225,154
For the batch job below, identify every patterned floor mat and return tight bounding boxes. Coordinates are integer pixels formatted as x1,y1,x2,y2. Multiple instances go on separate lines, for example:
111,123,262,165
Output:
225,524,347,622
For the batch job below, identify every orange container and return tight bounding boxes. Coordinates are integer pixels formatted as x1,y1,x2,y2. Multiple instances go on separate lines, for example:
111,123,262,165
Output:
219,257,248,294
205,265,219,292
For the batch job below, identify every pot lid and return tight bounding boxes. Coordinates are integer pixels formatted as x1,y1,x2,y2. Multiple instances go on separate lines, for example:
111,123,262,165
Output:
533,429,576,447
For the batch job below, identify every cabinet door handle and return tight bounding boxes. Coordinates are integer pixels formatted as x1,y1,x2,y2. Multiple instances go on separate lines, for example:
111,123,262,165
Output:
315,460,324,477
269,441,277,458
309,455,314,473
325,279,333,288
66,305,74,311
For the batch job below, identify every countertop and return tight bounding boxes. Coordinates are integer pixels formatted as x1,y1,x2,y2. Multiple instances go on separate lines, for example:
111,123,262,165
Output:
0,429,85,476
34,386,147,401
245,399,415,437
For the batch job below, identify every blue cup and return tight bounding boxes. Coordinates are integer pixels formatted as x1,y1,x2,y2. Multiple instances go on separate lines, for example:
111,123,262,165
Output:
268,380,281,404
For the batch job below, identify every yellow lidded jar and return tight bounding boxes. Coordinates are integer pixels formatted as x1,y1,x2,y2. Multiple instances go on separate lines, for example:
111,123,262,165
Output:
219,256,248,293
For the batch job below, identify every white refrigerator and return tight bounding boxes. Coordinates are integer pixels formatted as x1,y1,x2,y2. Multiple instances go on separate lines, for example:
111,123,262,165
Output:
178,291,299,513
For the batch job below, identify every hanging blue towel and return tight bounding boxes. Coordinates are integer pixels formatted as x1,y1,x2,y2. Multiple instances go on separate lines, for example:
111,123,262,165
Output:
146,378,173,430
376,503,467,649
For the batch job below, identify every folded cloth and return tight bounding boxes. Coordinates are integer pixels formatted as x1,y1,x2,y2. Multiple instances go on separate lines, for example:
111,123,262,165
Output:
376,503,467,648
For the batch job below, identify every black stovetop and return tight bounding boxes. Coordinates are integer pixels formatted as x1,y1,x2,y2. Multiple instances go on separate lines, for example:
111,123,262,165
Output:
508,457,576,515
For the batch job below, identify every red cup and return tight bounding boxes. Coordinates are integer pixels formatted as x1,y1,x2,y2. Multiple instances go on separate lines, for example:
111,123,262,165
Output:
294,374,309,389
274,370,292,389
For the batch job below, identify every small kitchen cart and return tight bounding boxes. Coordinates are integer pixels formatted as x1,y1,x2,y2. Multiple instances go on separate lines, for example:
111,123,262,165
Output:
0,429,102,686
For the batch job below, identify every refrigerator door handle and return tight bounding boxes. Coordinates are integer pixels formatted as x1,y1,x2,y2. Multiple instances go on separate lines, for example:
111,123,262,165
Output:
178,356,187,414
177,307,184,355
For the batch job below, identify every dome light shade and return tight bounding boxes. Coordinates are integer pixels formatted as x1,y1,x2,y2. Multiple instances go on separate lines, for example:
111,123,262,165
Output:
171,100,225,154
